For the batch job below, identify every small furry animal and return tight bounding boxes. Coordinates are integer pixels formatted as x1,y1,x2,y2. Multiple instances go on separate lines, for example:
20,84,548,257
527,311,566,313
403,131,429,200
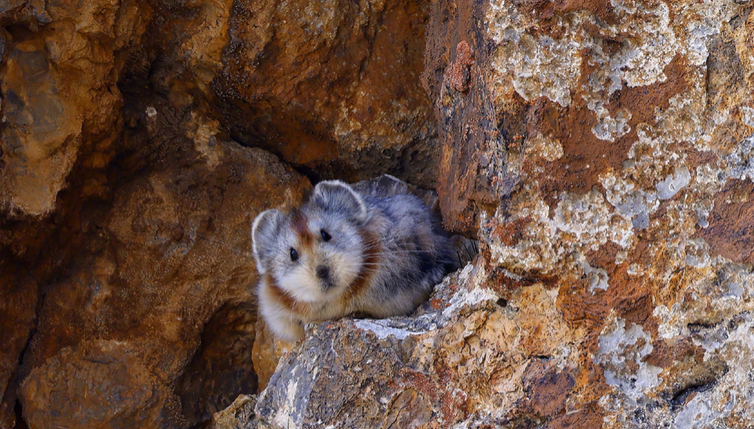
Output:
252,178,457,341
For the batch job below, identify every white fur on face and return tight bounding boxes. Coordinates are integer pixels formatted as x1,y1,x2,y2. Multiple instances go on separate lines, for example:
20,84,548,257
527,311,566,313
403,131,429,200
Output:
278,262,322,303
275,233,364,304
329,250,361,290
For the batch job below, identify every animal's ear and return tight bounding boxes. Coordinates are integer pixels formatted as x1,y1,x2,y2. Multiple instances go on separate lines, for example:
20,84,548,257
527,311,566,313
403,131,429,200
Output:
252,209,283,274
310,180,367,222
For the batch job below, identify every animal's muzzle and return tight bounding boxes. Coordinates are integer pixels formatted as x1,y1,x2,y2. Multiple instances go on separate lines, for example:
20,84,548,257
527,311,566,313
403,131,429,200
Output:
316,265,330,280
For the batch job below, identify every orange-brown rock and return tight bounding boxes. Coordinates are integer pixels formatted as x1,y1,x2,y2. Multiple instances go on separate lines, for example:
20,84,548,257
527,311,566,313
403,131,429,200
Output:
247,1,754,428
422,0,524,235
699,178,754,264
0,0,150,216
21,340,183,429
251,321,292,393
213,0,439,186
16,134,309,428
1,0,444,425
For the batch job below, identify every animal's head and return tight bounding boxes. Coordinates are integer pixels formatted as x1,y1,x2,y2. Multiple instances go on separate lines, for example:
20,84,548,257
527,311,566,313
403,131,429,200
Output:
252,180,370,303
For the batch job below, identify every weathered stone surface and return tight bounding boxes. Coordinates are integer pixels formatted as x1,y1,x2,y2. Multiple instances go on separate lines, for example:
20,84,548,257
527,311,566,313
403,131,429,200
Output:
423,0,522,235
6,0,754,426
0,263,38,429
255,265,585,427
699,178,754,264
1,0,444,425
251,320,292,394
211,394,265,429
214,0,439,186
18,137,309,428
0,0,150,216
474,1,754,425
246,0,754,428
21,340,182,429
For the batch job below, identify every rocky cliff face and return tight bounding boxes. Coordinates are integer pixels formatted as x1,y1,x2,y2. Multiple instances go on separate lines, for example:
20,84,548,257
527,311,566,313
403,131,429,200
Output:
2,0,754,428
249,0,754,427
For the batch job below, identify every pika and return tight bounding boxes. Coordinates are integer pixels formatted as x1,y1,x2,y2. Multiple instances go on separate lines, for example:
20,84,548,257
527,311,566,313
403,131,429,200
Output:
252,178,457,341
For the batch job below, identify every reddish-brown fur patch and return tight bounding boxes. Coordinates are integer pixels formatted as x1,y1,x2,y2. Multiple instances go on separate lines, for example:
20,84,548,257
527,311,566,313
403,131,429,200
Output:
291,209,314,248
265,273,312,317
341,228,382,303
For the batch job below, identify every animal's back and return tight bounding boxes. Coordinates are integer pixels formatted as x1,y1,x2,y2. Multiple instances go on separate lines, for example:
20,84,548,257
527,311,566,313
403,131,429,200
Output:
354,192,456,317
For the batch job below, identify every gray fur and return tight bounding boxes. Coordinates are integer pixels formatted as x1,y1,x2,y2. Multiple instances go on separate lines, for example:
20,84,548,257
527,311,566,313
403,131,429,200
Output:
309,180,368,222
251,208,283,274
252,179,457,341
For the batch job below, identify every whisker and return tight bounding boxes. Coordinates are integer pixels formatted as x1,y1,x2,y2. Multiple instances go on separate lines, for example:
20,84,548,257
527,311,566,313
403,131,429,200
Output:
360,251,436,257
361,249,439,254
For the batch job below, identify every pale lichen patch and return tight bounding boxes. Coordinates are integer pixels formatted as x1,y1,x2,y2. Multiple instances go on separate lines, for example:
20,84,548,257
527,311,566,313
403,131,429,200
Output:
576,253,611,294
186,112,223,169
553,190,634,250
524,133,564,163
656,166,691,200
486,1,583,107
595,318,662,402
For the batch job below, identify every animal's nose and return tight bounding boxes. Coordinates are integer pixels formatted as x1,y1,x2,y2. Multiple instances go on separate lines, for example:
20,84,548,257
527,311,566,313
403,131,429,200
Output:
316,265,330,279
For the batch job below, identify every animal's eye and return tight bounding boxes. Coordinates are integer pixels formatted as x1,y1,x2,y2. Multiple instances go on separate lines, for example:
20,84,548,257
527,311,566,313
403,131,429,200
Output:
290,248,299,261
320,229,331,242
